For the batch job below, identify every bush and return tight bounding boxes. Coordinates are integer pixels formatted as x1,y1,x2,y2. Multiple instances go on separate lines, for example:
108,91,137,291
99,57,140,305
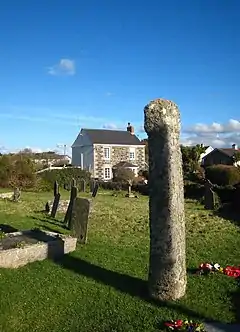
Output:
40,168,91,188
205,165,240,186
112,167,135,184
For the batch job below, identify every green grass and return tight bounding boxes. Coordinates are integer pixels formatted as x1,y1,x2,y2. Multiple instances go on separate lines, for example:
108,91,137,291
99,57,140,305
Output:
0,189,239,332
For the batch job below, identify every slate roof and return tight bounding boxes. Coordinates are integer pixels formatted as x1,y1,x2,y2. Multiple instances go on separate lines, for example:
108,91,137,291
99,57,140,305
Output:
218,148,240,157
82,128,144,145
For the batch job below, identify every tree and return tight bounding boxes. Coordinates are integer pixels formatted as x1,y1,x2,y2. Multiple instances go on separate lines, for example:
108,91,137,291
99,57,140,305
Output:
112,167,135,185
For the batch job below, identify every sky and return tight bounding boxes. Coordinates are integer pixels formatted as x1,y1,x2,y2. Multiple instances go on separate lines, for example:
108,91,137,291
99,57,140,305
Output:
0,0,239,155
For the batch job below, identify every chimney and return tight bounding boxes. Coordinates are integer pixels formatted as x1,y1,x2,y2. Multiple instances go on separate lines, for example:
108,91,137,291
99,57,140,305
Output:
232,143,238,150
127,122,134,135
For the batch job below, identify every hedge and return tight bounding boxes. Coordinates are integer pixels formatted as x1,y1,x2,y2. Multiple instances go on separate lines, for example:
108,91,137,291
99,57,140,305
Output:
39,168,91,189
205,165,240,186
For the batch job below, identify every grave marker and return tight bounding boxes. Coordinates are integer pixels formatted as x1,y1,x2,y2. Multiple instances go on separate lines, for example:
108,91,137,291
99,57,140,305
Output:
50,193,61,218
54,181,59,197
92,182,99,198
69,197,91,244
64,186,78,226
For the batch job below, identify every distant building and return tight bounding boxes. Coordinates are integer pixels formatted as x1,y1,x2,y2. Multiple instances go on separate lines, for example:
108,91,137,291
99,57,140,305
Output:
71,123,146,180
202,144,240,167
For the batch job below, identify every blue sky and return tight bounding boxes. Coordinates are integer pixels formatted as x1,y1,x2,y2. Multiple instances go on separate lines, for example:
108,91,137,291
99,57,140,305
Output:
0,0,239,154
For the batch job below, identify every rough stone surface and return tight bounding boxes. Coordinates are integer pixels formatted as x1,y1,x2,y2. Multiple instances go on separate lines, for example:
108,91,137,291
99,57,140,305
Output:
50,193,61,218
144,98,186,301
0,230,77,268
70,198,91,244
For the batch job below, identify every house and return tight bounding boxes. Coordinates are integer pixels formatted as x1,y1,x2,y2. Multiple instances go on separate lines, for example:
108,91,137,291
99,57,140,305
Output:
202,144,240,167
33,154,71,166
199,145,214,165
71,123,146,180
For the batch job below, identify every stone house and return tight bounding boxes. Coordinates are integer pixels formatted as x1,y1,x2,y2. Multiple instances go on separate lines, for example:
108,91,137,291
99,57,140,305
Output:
71,123,146,180
202,144,240,167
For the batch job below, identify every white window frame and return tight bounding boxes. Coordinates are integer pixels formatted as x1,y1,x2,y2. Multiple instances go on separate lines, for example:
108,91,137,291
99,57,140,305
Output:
104,167,111,180
129,147,135,160
104,147,110,160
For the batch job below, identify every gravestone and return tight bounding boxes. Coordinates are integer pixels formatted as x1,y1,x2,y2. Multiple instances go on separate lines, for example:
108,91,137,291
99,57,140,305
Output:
54,181,59,197
64,186,78,226
144,98,186,301
79,179,86,192
90,180,95,193
92,182,99,198
50,193,61,218
69,197,91,244
12,188,21,202
71,178,76,188
204,179,215,210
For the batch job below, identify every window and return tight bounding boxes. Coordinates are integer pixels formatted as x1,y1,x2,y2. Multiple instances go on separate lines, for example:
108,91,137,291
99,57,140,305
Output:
104,167,111,180
104,147,110,160
129,147,135,160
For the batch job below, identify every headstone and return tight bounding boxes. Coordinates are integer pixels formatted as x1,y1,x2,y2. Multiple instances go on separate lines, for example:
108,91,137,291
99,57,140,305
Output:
64,186,78,226
45,201,50,213
54,181,59,197
204,179,215,210
50,193,61,218
12,188,21,202
69,197,91,244
92,183,99,198
144,98,186,301
79,179,86,192
71,178,76,188
90,180,95,193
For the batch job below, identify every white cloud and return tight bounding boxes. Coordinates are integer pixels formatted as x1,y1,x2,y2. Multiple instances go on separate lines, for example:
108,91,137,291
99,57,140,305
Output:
48,58,76,76
181,119,240,148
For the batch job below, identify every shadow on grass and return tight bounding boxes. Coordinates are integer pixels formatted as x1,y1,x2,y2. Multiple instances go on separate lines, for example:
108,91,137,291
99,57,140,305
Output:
214,204,240,228
0,224,18,233
30,215,68,230
53,254,216,323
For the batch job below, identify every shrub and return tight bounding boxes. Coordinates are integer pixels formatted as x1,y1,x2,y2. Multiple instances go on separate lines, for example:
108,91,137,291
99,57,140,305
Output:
205,165,240,186
112,167,135,184
40,168,91,188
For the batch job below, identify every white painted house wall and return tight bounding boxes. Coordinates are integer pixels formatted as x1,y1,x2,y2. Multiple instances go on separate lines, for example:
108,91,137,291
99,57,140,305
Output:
200,146,214,165
71,131,94,171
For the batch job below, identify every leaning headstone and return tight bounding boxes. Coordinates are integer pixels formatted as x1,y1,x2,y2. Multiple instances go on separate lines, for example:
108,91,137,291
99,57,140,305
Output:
54,181,59,197
64,186,78,226
50,193,61,218
92,183,99,198
69,197,91,244
204,179,215,210
12,188,21,202
79,179,86,192
90,180,95,193
144,98,186,301
71,178,76,188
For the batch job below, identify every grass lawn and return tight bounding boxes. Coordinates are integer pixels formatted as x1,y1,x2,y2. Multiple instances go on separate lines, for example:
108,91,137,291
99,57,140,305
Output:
0,189,239,332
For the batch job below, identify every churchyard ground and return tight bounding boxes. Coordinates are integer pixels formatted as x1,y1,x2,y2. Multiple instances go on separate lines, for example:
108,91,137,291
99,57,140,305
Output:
0,189,239,332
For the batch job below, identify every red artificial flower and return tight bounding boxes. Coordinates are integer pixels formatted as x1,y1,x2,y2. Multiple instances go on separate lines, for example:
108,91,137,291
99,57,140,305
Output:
164,319,183,329
223,266,240,278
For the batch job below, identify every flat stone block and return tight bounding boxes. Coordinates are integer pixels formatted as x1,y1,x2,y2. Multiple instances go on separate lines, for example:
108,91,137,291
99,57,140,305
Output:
0,230,77,268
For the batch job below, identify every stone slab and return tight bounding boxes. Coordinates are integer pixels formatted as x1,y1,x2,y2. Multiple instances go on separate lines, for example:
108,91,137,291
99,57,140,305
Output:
204,323,240,332
70,197,91,244
0,230,77,268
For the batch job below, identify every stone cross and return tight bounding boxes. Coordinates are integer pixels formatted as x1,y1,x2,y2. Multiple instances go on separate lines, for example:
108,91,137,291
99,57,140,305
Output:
144,98,186,301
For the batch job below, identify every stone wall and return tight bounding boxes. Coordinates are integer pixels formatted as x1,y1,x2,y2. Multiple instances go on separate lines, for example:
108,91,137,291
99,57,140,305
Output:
93,144,145,179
